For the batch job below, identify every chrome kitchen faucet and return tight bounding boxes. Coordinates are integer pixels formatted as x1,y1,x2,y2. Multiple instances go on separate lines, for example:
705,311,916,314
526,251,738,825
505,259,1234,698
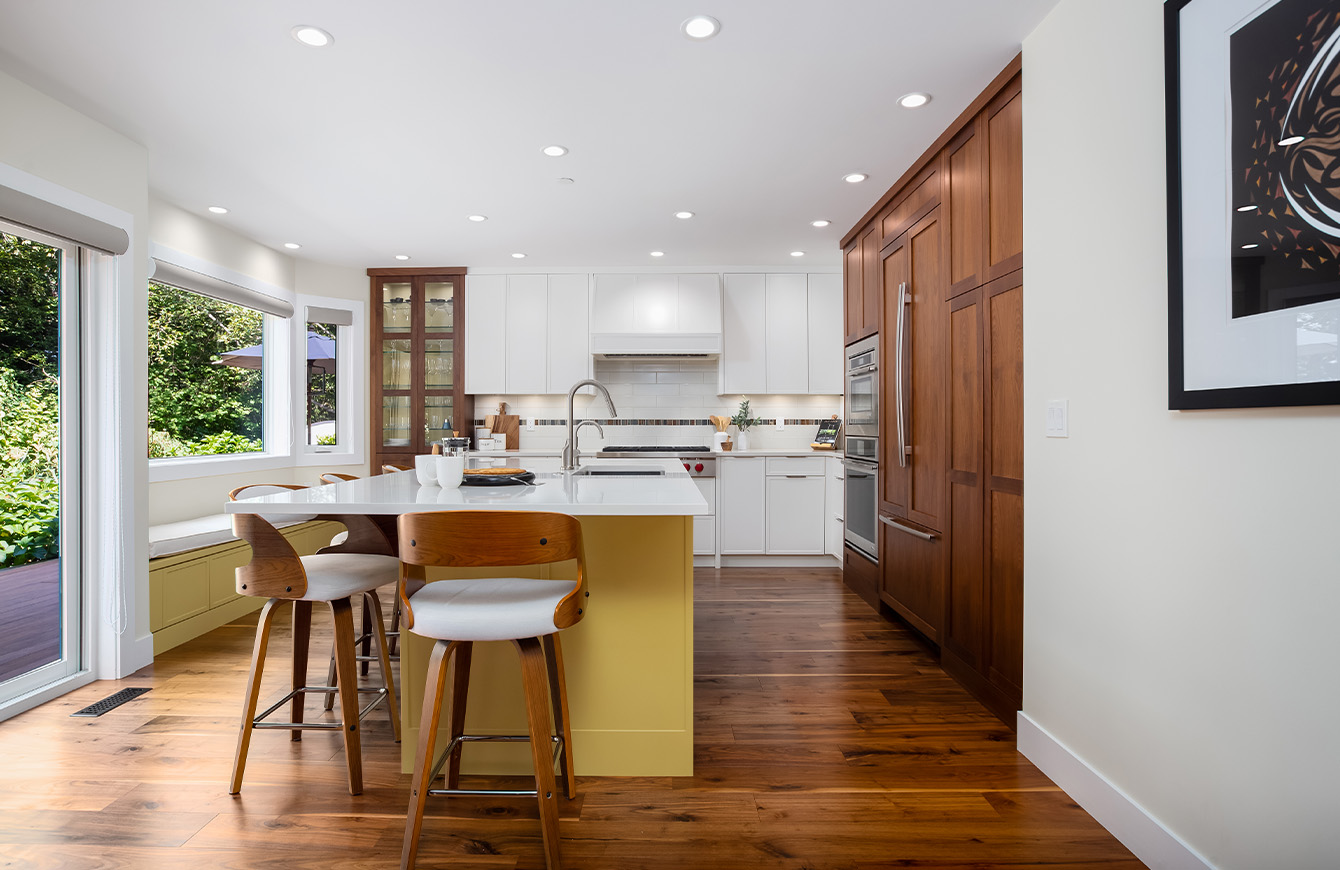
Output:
561,379,617,470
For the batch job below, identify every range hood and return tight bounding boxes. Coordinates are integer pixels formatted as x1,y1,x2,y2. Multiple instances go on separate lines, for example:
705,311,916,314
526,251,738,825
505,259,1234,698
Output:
590,331,722,359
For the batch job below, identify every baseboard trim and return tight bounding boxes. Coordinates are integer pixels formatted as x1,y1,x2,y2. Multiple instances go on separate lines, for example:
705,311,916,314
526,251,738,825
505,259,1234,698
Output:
1017,712,1217,870
713,555,840,568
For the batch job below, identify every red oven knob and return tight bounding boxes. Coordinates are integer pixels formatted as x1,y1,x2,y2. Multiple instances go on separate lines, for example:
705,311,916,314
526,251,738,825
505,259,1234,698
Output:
694,463,704,472
683,462,691,471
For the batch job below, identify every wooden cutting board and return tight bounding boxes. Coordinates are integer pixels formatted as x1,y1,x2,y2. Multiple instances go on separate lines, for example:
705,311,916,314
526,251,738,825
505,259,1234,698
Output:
493,414,520,449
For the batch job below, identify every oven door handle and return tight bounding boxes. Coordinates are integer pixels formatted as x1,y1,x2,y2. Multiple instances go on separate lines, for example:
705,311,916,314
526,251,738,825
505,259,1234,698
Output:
842,459,877,475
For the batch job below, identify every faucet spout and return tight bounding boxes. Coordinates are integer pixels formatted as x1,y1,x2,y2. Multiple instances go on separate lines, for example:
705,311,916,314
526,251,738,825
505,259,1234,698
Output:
562,379,617,470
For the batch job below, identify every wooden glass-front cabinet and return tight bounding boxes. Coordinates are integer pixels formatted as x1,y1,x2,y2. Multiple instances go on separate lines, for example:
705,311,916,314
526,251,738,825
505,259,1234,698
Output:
367,267,473,472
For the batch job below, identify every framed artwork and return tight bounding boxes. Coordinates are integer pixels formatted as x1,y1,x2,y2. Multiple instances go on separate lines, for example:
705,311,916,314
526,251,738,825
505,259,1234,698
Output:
1167,0,1340,408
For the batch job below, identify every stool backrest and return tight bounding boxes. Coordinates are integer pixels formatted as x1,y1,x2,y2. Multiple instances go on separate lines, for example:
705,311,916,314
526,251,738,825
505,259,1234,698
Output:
228,484,309,598
397,510,587,630
381,463,411,474
319,472,360,484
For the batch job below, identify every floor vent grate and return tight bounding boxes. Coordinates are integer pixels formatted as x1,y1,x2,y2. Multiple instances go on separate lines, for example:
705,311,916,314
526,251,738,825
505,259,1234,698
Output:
70,687,151,718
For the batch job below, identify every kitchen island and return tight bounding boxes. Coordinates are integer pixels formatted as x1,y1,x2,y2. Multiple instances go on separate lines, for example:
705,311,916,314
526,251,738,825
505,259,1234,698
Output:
225,459,708,776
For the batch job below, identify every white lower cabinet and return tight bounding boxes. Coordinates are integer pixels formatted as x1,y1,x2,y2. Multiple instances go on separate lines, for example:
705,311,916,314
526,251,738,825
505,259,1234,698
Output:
763,457,826,555
825,455,845,556
719,457,765,554
692,477,716,556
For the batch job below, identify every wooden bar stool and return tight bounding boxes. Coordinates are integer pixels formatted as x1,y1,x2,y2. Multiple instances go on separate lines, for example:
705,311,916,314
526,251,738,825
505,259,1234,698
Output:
227,484,401,795
397,510,587,870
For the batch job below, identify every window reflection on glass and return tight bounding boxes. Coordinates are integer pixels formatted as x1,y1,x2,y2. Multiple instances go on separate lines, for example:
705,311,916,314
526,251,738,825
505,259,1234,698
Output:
382,340,412,390
383,282,411,333
424,281,453,331
148,282,264,457
425,396,454,444
306,322,337,446
424,339,453,388
383,396,411,447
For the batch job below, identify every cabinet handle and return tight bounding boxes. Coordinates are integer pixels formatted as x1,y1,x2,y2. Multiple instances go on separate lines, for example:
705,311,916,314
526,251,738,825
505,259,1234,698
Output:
879,515,936,541
785,474,809,479
894,281,910,468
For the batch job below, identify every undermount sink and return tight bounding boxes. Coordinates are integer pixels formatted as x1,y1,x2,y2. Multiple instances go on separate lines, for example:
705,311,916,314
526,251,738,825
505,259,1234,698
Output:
569,466,666,477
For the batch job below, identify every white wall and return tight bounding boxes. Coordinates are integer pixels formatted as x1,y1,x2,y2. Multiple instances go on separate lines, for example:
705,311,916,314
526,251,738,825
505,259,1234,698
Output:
1022,2,1340,867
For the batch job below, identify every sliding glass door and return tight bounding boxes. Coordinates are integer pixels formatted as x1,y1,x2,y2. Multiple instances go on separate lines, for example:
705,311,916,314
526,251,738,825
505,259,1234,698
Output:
0,220,81,705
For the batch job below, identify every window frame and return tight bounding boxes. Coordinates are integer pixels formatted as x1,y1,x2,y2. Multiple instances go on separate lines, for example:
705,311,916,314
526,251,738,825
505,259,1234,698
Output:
292,294,366,466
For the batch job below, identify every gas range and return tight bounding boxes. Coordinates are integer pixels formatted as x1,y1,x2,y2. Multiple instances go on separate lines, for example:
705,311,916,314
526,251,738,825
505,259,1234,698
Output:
596,445,715,477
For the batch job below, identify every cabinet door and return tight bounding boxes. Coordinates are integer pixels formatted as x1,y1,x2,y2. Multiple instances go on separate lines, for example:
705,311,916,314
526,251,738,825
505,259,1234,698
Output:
879,209,948,532
719,458,765,554
843,240,862,342
880,514,944,643
546,274,590,393
464,275,506,394
505,275,548,394
825,456,845,556
677,273,722,333
764,274,809,393
946,118,986,298
722,274,766,394
985,80,1023,281
590,274,636,333
807,273,843,395
765,475,825,554
860,224,881,336
692,477,717,556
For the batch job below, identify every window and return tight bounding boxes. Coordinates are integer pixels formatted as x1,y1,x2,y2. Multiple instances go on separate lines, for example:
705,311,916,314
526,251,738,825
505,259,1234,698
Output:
297,299,362,463
147,282,266,458
305,320,337,446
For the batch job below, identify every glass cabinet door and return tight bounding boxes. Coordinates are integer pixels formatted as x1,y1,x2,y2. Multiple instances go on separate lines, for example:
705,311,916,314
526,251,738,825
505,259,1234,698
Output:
383,283,412,333
424,339,453,389
424,396,454,443
424,281,454,331
382,395,411,447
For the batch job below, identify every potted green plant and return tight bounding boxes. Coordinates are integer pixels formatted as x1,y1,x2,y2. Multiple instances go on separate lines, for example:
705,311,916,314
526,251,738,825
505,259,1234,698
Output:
730,396,759,451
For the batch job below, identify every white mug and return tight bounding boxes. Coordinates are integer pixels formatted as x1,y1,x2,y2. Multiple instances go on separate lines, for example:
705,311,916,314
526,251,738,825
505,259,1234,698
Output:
414,454,438,486
435,453,465,488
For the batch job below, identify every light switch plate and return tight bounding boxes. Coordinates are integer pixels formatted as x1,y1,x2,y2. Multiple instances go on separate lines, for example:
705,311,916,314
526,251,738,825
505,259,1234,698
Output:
1045,400,1069,438
527,417,536,431
775,416,785,430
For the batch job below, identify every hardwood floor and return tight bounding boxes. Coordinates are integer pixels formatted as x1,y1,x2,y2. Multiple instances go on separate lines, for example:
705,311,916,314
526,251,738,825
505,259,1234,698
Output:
0,566,1144,869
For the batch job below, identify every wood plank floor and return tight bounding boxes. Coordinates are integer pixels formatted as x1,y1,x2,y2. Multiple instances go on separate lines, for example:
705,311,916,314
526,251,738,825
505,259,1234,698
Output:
0,566,1144,869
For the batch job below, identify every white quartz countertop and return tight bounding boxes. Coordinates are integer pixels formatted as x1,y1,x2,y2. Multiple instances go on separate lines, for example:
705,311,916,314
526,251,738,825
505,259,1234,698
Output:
226,458,708,517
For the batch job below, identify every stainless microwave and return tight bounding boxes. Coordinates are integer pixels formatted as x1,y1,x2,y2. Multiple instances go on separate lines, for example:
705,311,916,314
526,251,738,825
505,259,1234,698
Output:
844,335,878,439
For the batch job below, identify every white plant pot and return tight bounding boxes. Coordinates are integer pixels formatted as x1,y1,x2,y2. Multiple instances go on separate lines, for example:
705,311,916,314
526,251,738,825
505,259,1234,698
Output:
736,430,750,452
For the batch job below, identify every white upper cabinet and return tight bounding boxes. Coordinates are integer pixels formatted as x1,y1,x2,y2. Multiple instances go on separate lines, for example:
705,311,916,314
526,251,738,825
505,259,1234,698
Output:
591,273,721,335
721,272,842,395
807,273,844,395
465,274,590,395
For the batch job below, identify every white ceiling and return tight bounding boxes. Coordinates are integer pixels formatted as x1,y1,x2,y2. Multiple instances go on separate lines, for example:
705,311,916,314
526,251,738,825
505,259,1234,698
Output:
0,1,1057,269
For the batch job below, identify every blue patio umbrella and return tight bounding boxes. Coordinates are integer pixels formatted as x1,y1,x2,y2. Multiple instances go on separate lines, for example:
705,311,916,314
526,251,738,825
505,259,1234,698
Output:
215,331,336,374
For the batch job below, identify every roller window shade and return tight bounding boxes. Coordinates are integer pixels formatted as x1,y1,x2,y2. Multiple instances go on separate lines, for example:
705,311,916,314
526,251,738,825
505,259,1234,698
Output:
0,184,130,254
305,305,353,326
150,258,294,318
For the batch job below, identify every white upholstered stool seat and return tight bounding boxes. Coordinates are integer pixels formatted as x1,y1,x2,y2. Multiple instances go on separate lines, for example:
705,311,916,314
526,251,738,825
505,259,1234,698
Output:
295,553,399,602
406,577,579,642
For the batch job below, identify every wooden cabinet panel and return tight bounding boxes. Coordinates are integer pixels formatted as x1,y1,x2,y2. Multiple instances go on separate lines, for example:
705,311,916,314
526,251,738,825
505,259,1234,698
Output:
989,284,1024,481
986,84,1024,280
879,237,908,516
764,274,810,393
879,515,943,643
946,120,986,296
860,224,881,338
843,241,862,340
880,161,940,242
843,544,880,612
906,214,948,531
950,303,982,477
988,490,1023,695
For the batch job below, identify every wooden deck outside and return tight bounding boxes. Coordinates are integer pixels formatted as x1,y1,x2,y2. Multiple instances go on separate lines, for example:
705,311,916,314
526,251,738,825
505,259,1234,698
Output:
0,566,1144,869
0,558,61,685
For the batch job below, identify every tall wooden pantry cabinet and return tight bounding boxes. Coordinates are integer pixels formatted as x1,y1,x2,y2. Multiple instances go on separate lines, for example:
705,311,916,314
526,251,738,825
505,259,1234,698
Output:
840,59,1023,724
367,267,473,472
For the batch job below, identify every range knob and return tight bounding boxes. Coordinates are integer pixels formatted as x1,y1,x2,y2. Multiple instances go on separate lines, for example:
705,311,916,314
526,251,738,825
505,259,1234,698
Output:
683,463,691,471
694,463,704,472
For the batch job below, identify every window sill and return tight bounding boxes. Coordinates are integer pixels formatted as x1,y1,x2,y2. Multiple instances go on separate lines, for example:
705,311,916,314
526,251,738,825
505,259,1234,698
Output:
148,452,294,483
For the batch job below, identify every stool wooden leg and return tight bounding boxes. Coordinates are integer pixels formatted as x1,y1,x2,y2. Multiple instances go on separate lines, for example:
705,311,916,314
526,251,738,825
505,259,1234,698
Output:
364,589,401,743
444,641,473,790
542,634,576,800
403,639,454,870
359,598,373,677
230,598,282,795
291,600,312,742
388,595,402,658
329,597,363,795
516,636,563,870
323,646,337,712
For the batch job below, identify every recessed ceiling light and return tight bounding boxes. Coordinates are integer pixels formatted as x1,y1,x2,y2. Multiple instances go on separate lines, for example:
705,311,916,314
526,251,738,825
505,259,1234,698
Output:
395,254,410,261
468,214,488,222
843,173,868,183
557,177,575,184
898,92,931,109
1235,205,1257,212
511,252,527,259
790,251,806,257
542,145,568,157
1241,243,1260,249
208,206,228,214
290,25,333,47
284,242,301,250
650,251,665,257
675,211,695,220
811,219,831,228
1279,135,1306,146
681,15,721,40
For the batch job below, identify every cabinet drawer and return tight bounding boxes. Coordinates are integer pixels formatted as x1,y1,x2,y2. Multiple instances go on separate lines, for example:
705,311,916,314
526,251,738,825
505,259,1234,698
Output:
693,515,716,556
764,456,826,476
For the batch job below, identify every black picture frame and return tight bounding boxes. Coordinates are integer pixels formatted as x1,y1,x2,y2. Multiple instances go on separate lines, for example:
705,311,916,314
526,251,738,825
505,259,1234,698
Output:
1166,0,1340,409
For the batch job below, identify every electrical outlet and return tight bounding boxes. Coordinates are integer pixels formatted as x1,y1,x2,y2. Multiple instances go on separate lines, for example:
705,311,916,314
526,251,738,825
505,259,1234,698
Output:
775,417,785,430
527,417,537,431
